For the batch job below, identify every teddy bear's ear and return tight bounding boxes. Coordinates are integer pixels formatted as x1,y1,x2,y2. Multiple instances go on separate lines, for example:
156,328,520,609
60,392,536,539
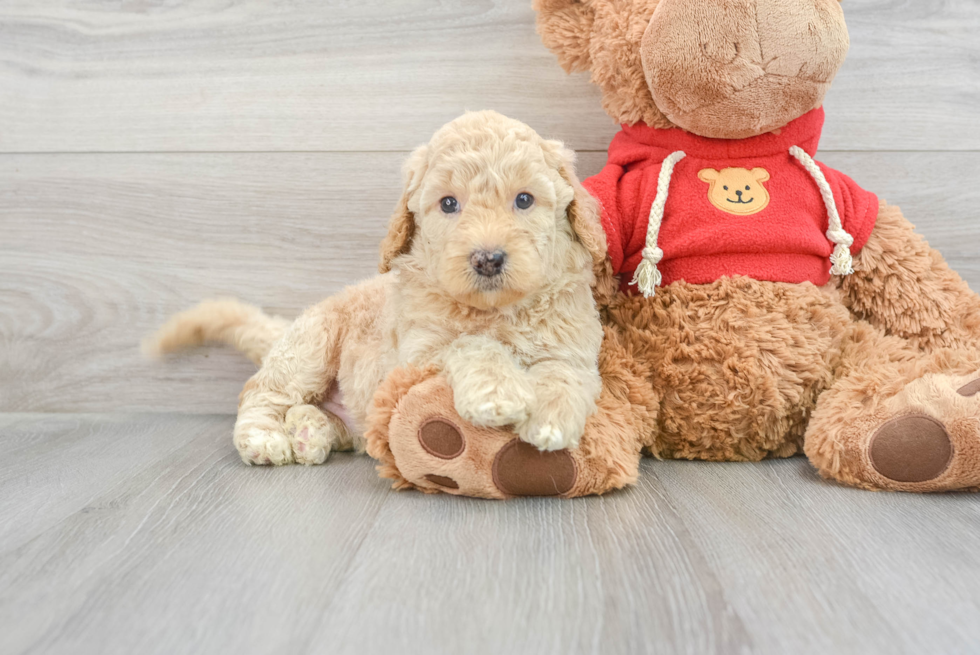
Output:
751,168,771,183
379,145,428,273
533,0,596,73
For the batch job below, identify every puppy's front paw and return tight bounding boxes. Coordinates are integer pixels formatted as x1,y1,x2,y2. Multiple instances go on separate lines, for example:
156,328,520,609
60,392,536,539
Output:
455,384,533,428
236,427,294,466
471,398,528,427
519,422,576,452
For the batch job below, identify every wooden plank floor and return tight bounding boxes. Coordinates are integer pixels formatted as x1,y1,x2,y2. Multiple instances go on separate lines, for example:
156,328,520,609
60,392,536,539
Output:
2,414,980,655
2,1,980,653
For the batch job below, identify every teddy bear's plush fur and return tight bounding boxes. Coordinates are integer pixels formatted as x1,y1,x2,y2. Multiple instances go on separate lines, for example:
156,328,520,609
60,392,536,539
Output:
363,0,980,497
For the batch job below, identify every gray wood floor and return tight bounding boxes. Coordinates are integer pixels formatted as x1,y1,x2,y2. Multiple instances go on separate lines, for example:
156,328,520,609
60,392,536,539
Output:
2,1,980,653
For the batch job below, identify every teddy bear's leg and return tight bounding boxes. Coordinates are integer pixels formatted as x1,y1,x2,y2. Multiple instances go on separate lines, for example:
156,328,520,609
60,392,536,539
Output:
805,322,980,492
839,202,980,352
388,377,644,498
366,334,653,499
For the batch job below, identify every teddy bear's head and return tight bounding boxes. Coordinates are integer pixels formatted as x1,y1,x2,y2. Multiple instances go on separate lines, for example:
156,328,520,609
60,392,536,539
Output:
535,0,849,139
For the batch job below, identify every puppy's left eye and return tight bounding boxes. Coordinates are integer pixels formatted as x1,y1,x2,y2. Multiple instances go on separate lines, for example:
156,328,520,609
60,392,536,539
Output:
440,197,459,214
515,192,534,210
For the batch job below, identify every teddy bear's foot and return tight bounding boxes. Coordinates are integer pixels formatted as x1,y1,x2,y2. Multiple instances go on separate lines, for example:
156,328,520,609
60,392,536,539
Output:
866,373,980,488
389,378,577,498
413,416,578,496
366,368,643,499
388,381,577,499
867,415,953,484
807,369,980,492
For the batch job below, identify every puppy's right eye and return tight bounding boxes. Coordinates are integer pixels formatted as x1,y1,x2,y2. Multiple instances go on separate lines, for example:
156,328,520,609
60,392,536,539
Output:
440,197,459,214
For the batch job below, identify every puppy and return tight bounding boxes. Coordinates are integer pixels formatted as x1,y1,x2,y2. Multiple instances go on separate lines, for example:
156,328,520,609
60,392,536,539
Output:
147,111,607,465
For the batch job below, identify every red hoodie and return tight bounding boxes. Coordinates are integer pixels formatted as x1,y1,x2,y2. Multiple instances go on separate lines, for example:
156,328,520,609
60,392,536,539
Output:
583,108,879,294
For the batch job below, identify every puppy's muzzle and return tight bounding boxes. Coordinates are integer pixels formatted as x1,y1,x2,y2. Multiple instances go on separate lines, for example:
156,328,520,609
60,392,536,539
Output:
470,249,507,278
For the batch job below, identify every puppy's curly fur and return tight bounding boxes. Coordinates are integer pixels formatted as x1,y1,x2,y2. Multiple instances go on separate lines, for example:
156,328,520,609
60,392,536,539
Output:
147,111,608,465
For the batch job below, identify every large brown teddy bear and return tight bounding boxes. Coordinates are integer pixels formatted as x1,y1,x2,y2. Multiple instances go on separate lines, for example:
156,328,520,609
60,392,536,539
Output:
365,0,980,497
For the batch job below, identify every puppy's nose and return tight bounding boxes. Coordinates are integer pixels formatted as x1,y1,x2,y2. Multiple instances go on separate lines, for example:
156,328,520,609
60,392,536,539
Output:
470,249,507,277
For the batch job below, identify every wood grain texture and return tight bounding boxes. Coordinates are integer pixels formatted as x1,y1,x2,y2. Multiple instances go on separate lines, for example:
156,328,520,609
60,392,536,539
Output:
2,414,979,655
656,460,980,654
4,151,980,414
0,0,978,153
0,414,391,655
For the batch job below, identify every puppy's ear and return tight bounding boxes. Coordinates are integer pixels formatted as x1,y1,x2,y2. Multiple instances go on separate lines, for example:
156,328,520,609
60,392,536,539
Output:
379,145,428,273
543,140,613,295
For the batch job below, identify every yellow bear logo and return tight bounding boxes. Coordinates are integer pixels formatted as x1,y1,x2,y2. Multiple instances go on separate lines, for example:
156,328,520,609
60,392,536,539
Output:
698,167,771,215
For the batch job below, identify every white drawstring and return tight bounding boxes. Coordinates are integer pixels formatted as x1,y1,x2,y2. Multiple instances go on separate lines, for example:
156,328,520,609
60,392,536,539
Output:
632,150,686,297
789,145,855,276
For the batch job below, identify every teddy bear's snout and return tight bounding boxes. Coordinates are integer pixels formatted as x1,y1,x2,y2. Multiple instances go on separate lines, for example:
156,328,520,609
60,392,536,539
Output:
640,0,849,139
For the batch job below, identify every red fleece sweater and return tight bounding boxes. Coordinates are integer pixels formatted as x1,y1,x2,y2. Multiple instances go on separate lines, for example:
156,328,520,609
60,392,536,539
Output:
583,108,879,293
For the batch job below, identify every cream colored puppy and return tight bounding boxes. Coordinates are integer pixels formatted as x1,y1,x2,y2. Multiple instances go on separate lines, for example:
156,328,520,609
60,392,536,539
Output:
148,111,607,465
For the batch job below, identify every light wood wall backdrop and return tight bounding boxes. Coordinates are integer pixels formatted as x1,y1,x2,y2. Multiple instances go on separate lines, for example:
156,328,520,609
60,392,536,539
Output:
2,0,979,414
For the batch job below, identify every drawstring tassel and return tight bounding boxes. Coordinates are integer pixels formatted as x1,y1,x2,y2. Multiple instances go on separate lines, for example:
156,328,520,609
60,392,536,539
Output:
631,246,664,297
790,145,855,276
632,150,686,297
829,242,855,276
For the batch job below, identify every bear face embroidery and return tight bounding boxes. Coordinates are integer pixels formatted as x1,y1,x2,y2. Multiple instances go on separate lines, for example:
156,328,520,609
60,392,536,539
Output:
698,167,771,215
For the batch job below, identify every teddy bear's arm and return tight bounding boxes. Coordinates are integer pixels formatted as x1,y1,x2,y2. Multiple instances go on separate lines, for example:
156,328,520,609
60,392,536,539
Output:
839,203,980,352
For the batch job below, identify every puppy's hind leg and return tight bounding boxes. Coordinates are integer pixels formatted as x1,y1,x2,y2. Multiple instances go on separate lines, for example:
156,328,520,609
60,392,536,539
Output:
235,298,343,465
284,404,350,465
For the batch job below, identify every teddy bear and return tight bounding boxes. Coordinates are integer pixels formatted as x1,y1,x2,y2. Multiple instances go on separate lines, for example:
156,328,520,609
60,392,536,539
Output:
363,0,980,498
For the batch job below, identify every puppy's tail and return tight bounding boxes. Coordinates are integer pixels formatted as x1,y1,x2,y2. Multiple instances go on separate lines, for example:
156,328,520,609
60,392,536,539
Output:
143,299,291,366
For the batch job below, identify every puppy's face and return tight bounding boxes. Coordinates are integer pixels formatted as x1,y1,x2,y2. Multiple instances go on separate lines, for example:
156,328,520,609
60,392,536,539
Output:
401,114,586,310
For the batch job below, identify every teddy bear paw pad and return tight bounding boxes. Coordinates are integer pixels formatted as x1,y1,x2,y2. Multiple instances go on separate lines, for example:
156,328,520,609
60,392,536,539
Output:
423,474,460,489
956,378,980,397
869,414,953,483
418,418,465,459
491,439,577,496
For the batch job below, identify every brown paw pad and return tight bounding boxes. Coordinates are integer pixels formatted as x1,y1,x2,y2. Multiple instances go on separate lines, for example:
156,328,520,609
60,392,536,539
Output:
418,418,465,459
869,414,953,483
492,440,577,497
424,474,459,490
957,378,980,397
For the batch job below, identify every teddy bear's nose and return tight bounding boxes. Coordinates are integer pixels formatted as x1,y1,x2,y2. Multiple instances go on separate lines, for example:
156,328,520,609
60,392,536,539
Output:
735,189,743,197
